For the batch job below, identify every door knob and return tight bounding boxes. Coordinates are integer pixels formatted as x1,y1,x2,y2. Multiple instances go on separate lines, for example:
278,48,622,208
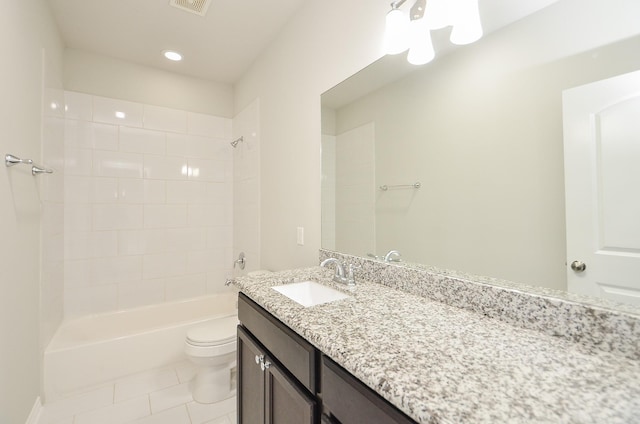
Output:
570,261,586,272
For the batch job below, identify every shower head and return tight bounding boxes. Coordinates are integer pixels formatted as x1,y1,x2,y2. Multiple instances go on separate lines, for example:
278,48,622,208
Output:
230,136,243,148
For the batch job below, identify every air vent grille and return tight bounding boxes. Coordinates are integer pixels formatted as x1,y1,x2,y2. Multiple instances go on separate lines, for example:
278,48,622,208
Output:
169,0,212,16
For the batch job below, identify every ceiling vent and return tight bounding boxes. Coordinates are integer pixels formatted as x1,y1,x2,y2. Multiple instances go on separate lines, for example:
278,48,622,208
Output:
169,0,212,16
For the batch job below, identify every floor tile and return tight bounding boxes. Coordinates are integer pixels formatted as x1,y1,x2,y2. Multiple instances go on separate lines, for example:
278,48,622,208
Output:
202,416,232,424
149,382,193,413
227,411,237,424
41,385,114,421
187,396,236,424
74,395,150,424
128,404,191,424
115,367,179,402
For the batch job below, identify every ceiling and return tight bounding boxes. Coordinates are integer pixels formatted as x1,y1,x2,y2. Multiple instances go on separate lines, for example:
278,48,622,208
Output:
47,0,559,86
47,0,309,84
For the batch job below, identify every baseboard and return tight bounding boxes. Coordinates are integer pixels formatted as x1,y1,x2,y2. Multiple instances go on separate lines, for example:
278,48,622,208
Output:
25,397,42,424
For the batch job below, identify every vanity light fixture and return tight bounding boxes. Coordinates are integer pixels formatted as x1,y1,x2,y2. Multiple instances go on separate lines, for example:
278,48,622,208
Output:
162,50,183,61
385,0,483,65
383,0,410,55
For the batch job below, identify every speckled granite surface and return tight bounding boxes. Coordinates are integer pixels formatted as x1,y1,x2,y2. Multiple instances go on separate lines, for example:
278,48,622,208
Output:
234,267,640,424
320,250,640,361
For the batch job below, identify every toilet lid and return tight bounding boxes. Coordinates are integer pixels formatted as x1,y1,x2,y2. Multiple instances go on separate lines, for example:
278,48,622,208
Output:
186,315,238,346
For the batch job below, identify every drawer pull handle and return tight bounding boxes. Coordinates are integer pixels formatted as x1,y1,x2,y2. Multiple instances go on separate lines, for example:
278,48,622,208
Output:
261,360,271,371
255,354,264,365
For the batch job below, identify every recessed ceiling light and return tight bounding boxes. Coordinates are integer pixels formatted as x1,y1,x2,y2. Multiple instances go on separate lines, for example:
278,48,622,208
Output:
115,111,126,119
163,50,183,61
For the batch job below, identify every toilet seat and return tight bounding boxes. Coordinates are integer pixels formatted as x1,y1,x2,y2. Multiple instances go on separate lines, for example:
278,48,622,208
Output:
186,315,238,348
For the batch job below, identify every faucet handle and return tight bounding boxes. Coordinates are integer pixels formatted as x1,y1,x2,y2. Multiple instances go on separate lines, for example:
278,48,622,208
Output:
346,264,360,285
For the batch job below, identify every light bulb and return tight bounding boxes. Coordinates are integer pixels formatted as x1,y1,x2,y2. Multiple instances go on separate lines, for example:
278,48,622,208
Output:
384,7,410,55
450,0,483,45
407,18,435,65
423,0,451,30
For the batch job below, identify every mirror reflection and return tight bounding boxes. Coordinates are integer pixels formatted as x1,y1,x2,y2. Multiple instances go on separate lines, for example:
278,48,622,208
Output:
321,4,640,308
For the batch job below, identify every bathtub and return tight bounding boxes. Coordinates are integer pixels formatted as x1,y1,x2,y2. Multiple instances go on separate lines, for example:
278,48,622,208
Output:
44,292,238,402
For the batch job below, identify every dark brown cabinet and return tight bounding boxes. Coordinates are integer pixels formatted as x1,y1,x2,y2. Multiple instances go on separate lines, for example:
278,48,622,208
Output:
237,292,417,424
238,294,317,424
321,356,416,424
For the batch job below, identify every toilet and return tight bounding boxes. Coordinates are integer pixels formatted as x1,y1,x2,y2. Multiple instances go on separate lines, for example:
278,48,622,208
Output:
184,315,238,404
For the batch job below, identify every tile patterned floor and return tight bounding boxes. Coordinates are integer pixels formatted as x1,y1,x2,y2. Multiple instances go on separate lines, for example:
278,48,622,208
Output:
39,360,237,424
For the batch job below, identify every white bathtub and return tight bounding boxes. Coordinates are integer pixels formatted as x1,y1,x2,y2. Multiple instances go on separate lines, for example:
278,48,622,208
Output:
44,292,238,402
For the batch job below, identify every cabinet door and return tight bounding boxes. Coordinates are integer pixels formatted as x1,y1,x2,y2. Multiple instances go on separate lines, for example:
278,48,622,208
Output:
265,362,316,424
322,356,416,424
238,326,265,424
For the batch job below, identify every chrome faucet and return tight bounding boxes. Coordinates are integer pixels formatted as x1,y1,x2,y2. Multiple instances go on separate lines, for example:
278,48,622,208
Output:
320,258,358,286
383,250,402,262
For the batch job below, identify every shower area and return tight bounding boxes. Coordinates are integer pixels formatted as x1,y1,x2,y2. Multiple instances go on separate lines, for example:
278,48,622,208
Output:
39,71,261,401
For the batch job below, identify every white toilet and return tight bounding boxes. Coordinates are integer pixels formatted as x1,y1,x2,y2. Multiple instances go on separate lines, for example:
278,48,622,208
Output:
184,315,238,404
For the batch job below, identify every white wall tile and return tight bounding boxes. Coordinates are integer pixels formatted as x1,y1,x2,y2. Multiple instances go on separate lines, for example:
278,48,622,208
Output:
120,126,166,155
64,259,92,288
188,205,231,227
65,176,93,204
64,91,93,122
165,228,206,252
188,112,231,139
93,178,119,203
165,275,207,301
66,231,118,260
94,150,144,178
93,123,119,151
119,178,145,203
65,147,93,176
92,256,143,285
65,205,92,232
93,96,144,127
118,280,166,310
64,284,118,317
93,205,143,230
144,180,166,204
144,155,187,180
144,205,187,229
142,229,167,254
143,253,186,279
144,105,187,133
118,230,145,255
187,159,228,182
64,92,236,316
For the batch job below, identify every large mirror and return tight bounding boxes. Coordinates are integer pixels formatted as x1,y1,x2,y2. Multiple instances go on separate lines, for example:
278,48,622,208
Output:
321,1,640,309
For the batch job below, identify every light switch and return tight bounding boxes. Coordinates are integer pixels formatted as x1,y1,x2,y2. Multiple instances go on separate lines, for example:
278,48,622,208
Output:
297,227,304,246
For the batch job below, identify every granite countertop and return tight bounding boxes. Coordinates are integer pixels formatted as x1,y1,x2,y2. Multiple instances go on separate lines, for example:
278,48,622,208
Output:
233,267,640,424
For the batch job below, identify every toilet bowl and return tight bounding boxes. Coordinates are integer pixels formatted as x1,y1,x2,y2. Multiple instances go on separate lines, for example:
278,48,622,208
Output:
184,315,238,404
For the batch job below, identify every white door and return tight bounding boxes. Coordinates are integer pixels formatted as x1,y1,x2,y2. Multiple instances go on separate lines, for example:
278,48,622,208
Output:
563,69,640,305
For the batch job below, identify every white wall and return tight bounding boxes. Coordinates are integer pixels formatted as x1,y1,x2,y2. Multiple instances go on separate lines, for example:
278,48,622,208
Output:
0,0,63,421
63,91,234,316
64,48,234,118
234,0,388,271
235,0,640,272
335,123,376,256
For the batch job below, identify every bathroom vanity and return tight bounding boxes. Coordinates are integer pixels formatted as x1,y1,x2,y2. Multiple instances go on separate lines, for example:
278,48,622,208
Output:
237,293,415,423
234,264,640,424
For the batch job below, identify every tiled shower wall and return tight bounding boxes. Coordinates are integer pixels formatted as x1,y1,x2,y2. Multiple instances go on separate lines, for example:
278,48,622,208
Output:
63,92,234,317
232,99,261,275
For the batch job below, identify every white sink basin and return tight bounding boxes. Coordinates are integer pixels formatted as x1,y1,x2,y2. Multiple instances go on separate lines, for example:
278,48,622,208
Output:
272,281,350,307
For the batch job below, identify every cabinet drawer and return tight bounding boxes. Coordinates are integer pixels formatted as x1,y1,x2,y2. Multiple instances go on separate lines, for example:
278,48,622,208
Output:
322,356,416,424
238,293,318,393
